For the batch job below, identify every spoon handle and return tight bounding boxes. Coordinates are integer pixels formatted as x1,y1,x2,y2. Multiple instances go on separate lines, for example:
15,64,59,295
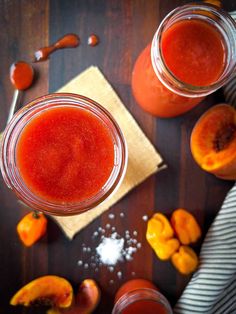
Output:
7,89,22,124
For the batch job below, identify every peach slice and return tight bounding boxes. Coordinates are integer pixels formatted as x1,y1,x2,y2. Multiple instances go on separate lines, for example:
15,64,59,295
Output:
10,275,73,308
190,104,236,180
76,279,101,313
48,279,101,314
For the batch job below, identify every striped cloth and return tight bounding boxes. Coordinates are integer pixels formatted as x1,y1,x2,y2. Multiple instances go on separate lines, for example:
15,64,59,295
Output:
174,11,236,314
174,186,236,314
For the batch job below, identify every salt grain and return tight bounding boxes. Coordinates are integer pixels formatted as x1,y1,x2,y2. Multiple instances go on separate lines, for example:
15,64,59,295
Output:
142,215,148,221
77,214,142,276
137,243,142,249
96,235,124,265
108,213,115,219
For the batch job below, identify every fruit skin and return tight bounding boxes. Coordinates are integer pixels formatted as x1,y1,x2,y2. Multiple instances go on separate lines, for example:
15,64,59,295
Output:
76,279,101,314
17,211,47,247
190,104,236,180
171,209,201,245
146,213,180,260
10,275,73,308
171,246,198,275
47,279,101,314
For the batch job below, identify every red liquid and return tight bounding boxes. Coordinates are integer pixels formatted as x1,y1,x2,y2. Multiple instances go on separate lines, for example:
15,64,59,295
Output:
34,33,80,62
115,279,170,314
122,300,168,314
115,279,157,303
88,34,99,46
16,107,114,204
161,19,225,86
132,19,226,117
10,61,34,90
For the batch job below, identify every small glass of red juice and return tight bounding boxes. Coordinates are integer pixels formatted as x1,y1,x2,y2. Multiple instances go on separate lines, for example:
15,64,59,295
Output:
0,93,127,215
112,279,172,314
132,4,236,118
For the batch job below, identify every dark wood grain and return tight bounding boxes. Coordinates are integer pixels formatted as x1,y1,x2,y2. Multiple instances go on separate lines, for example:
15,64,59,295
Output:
0,1,235,313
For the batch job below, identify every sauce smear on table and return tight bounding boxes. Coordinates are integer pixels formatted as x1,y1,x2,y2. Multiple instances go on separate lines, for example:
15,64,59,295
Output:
16,106,115,204
34,33,80,61
88,34,99,46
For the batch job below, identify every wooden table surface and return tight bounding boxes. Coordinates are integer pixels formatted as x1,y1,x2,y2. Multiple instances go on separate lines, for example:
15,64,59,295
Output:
0,1,236,313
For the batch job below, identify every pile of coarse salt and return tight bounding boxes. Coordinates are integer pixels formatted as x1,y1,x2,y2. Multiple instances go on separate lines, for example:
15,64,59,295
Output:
77,212,148,282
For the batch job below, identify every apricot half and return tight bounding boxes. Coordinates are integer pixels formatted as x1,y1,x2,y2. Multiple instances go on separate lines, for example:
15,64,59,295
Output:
10,275,73,308
191,104,236,180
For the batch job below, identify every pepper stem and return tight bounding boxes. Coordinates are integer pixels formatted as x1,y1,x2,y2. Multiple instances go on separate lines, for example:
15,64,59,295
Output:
32,210,40,219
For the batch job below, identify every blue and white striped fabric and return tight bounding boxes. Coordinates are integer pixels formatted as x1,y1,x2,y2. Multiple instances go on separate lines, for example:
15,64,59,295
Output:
174,11,236,314
174,185,236,314
224,11,236,108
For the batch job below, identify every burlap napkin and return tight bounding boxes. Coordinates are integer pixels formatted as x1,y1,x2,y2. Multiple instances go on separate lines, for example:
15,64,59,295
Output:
53,66,164,239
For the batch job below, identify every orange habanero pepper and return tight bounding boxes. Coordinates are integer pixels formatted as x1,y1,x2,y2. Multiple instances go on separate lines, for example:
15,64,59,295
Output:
171,209,201,245
146,213,180,260
171,246,198,275
17,211,47,247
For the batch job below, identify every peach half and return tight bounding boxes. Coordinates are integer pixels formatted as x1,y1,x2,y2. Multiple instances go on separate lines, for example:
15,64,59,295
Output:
190,104,236,180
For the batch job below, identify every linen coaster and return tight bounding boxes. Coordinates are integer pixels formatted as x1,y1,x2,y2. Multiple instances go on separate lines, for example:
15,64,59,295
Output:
53,66,164,239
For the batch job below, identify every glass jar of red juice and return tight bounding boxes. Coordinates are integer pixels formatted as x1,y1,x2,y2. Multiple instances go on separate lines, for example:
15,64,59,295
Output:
112,279,172,314
132,4,236,118
0,93,127,215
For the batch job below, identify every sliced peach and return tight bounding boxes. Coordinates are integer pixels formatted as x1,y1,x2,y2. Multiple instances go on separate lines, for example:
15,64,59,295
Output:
48,279,101,314
76,279,101,313
191,104,236,180
10,275,73,308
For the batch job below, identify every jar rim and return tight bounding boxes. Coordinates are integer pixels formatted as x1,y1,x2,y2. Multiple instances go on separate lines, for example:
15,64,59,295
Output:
0,93,128,216
151,3,236,97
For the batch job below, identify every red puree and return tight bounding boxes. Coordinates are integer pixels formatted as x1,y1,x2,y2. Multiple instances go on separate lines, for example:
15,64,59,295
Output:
16,107,114,203
88,34,99,46
161,19,225,86
122,300,168,314
34,33,80,62
132,19,225,117
10,61,34,90
115,279,169,314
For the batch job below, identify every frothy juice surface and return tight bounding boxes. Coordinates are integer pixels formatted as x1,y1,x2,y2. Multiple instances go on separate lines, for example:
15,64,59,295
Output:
16,106,115,203
161,19,225,86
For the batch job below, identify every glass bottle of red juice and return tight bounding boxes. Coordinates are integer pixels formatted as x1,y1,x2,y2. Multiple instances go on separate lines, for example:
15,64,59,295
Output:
132,4,236,118
112,279,172,314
